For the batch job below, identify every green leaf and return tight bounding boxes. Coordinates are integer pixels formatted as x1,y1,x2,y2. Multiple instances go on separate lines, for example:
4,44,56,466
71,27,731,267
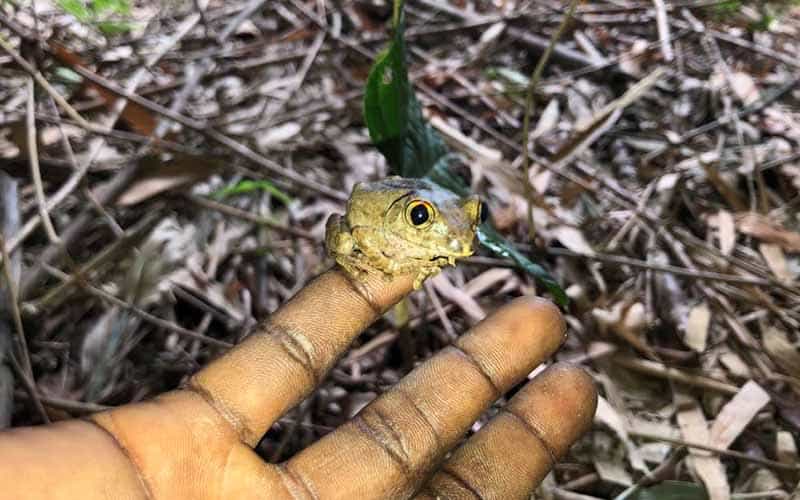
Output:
93,0,131,15
211,179,292,206
401,96,449,177
363,15,409,172
57,0,91,21
96,21,132,35
363,0,567,307
425,160,568,307
363,9,449,178
477,224,568,307
627,481,708,500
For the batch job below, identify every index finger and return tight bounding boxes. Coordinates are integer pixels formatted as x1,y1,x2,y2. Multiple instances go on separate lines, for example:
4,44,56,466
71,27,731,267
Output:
189,269,413,445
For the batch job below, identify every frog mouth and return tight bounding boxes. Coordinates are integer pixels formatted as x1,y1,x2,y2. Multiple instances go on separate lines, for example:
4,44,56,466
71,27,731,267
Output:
430,251,473,266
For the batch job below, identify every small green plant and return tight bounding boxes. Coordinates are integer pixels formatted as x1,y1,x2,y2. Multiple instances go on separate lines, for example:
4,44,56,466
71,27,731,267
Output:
710,0,800,31
363,0,567,306
211,179,292,206
57,0,132,35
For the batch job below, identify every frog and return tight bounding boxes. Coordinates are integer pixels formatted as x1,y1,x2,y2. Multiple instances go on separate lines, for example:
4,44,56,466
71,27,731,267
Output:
325,176,484,289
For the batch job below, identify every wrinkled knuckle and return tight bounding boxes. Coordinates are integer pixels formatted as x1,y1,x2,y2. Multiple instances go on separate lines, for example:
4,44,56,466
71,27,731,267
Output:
425,467,485,500
353,408,414,477
278,464,319,500
395,387,442,450
449,345,502,399
340,272,383,316
185,380,253,443
268,323,321,385
504,408,558,466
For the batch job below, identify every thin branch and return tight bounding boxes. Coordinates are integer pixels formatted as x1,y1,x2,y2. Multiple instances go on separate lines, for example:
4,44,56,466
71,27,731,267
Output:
652,0,674,62
520,0,580,240
187,195,317,241
0,232,49,423
67,64,346,201
613,356,739,395
0,35,93,130
256,29,326,130
25,77,60,244
34,265,233,349
628,430,800,472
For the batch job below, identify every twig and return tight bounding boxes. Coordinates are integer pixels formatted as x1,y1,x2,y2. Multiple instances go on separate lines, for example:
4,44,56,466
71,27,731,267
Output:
0,233,49,423
14,390,110,415
8,15,200,290
652,0,674,62
520,0,580,240
187,195,317,241
614,446,688,500
67,64,346,201
0,34,93,130
643,76,800,163
628,430,800,472
257,29,326,130
515,249,776,287
613,355,739,395
34,265,233,349
25,213,160,313
25,77,60,244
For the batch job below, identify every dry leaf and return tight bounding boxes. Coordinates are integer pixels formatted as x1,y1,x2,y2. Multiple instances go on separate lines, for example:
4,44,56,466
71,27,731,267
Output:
759,243,794,283
594,396,648,475
717,210,737,256
737,213,800,252
429,115,503,166
593,432,635,486
553,226,595,255
677,399,730,500
530,99,560,140
781,164,800,191
685,302,711,352
431,274,485,322
729,71,760,105
464,268,515,297
255,122,301,150
593,302,653,356
117,155,218,206
709,380,771,449
777,430,798,466
719,351,753,380
762,327,800,379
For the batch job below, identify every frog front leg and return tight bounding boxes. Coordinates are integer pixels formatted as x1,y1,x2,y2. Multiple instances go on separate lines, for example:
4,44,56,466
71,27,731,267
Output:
411,266,440,290
349,226,397,279
326,215,370,281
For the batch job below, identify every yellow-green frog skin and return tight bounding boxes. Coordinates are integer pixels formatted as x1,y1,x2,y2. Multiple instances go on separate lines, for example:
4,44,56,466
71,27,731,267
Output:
326,177,482,289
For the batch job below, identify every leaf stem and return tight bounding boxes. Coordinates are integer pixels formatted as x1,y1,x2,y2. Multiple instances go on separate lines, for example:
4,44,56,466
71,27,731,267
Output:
393,0,403,28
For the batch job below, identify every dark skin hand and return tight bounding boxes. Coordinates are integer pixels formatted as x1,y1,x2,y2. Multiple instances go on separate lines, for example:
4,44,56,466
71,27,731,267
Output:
0,269,597,499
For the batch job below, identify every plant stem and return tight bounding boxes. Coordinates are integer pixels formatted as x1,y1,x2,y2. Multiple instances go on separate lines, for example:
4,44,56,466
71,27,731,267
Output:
520,0,579,241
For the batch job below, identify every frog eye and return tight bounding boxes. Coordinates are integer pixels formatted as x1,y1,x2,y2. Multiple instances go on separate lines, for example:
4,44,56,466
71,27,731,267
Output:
479,201,489,223
406,200,435,228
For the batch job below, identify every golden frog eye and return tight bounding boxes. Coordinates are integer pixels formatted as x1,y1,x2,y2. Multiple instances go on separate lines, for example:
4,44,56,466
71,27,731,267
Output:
406,200,435,228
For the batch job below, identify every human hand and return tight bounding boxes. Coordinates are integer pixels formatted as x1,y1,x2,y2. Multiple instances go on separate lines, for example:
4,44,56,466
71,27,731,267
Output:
0,269,596,499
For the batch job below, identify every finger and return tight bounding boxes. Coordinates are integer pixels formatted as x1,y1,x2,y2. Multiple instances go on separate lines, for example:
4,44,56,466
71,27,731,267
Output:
188,269,413,445
416,364,597,500
284,297,565,499
0,420,147,499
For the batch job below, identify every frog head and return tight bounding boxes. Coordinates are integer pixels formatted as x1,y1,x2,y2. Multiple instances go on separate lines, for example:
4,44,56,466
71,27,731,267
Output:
349,177,482,264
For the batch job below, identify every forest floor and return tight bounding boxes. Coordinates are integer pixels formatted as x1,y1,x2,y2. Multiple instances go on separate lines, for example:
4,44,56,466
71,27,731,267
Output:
1,1,799,498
